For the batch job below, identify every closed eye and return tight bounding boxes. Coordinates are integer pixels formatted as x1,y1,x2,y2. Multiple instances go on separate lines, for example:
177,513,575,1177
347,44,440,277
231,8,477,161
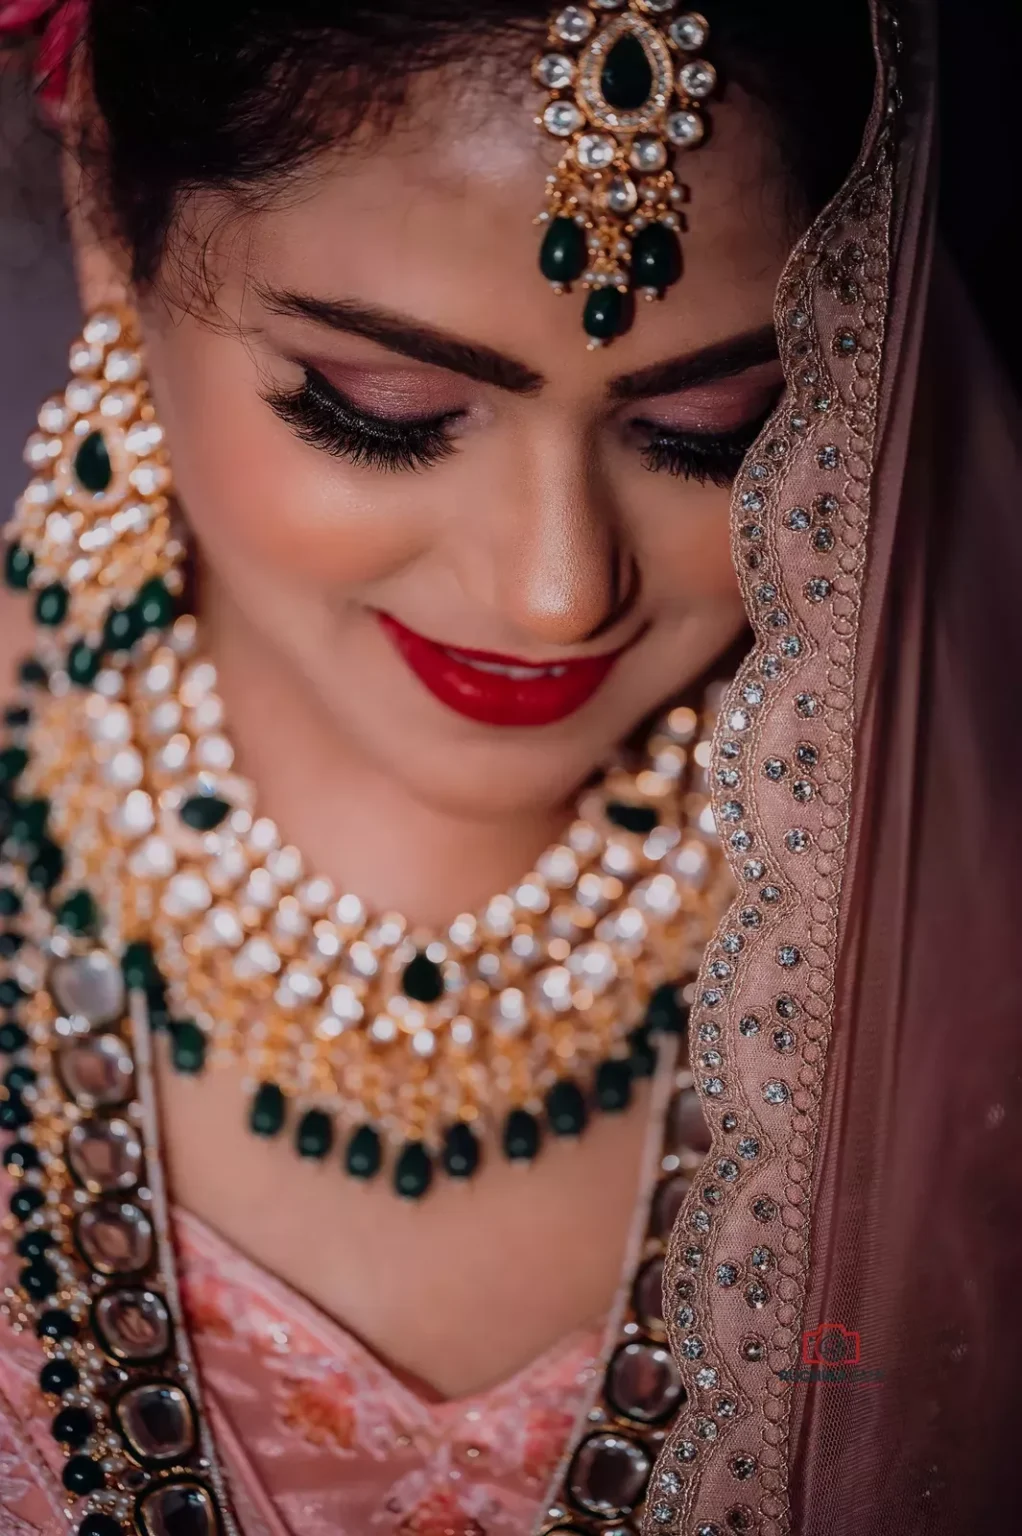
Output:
632,405,778,487
263,366,463,472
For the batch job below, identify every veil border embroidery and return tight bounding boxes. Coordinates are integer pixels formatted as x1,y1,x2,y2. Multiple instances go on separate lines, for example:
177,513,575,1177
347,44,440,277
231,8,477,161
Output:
651,8,900,1532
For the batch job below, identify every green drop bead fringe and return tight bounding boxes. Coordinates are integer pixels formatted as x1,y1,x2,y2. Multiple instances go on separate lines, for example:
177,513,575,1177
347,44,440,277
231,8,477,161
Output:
169,1020,206,1074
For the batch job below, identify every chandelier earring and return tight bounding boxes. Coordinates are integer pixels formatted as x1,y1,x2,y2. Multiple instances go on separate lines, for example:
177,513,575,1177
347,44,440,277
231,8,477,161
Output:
4,308,185,677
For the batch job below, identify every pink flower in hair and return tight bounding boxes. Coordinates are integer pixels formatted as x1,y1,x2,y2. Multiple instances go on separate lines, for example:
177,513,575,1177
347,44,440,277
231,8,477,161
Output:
0,0,87,105
0,0,59,26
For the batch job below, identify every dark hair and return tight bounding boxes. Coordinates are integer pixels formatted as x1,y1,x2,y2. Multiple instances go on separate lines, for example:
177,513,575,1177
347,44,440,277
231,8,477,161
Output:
68,1,874,286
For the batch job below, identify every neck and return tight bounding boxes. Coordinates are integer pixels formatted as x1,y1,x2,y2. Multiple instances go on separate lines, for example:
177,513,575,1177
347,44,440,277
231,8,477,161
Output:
202,591,572,930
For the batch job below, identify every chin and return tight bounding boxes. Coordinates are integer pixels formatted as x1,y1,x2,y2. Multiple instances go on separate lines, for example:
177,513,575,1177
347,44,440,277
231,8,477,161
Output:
370,719,611,821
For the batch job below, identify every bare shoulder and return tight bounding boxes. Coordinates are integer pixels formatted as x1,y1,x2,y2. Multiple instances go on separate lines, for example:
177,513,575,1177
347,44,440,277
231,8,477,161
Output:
0,587,36,689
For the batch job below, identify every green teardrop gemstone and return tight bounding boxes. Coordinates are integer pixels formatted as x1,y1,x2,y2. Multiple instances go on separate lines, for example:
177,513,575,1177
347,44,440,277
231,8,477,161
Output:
147,982,172,1033
606,800,659,834
20,1258,58,1299
503,1108,541,1162
78,1515,121,1536
600,32,654,111
135,577,174,632
62,1455,104,1495
12,1185,47,1220
401,951,444,1004
103,606,143,653
56,889,99,936
540,216,587,286
0,1022,29,1052
9,797,49,855
4,542,34,591
0,1091,31,1130
595,1058,633,1112
345,1124,382,1180
52,1406,92,1451
645,981,688,1035
249,1081,286,1137
628,1024,657,1078
34,583,68,628
394,1140,433,1200
179,795,231,832
7,1143,40,1176
170,1020,206,1074
631,222,682,290
441,1122,480,1179
296,1108,334,1159
546,1079,588,1137
39,1356,77,1393
27,839,63,893
0,746,29,785
0,977,27,1007
7,1143,39,1176
18,658,48,688
73,431,112,495
121,941,158,992
5,1062,36,1093
17,1227,52,1259
67,641,103,688
583,286,628,342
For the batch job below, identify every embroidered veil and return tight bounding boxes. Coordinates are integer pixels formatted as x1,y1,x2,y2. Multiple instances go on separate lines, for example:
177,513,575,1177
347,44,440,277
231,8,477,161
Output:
656,3,1022,1530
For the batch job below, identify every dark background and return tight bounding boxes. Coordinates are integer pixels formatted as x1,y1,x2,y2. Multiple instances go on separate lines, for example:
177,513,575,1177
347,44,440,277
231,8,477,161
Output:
0,0,1018,515
936,0,1020,388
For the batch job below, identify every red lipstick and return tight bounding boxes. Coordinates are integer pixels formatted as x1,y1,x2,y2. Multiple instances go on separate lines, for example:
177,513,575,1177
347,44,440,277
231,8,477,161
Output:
377,612,628,728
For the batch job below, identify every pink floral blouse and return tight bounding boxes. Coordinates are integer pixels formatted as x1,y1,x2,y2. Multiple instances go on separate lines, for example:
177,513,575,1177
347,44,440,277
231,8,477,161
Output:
0,1196,603,1535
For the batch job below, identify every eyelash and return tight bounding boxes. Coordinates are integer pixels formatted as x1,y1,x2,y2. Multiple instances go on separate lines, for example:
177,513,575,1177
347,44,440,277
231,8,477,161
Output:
266,367,771,483
635,416,771,488
264,368,460,473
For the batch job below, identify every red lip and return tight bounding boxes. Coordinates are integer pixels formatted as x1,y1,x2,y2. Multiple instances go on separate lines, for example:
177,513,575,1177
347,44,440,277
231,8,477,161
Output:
377,612,629,728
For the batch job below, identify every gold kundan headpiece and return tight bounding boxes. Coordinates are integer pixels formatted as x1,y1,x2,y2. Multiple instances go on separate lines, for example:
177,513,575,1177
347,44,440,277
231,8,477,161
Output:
534,3,716,346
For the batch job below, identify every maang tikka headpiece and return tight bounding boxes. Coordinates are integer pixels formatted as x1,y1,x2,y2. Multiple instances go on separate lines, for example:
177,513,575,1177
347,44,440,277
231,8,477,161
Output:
534,3,716,347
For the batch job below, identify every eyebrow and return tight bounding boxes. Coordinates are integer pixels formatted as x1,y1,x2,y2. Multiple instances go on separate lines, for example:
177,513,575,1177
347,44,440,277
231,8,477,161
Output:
257,286,545,395
257,285,778,402
608,324,780,400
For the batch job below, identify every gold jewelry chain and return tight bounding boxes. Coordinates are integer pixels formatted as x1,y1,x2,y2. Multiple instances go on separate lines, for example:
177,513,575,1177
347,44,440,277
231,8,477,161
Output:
8,637,729,1157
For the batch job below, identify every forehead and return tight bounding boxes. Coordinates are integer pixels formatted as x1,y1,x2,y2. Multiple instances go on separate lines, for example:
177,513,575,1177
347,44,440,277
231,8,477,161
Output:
203,73,797,384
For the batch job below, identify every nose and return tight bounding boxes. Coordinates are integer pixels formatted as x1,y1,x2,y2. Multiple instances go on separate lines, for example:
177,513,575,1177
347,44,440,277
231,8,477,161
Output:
486,446,635,650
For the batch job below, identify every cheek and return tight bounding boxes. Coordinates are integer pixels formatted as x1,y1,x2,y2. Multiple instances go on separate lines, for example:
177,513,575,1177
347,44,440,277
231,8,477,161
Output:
142,323,426,589
636,480,741,609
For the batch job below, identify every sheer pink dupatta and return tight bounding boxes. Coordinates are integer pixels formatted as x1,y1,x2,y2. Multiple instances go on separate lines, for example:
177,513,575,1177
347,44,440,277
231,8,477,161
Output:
645,2,1022,1532
795,130,1022,1536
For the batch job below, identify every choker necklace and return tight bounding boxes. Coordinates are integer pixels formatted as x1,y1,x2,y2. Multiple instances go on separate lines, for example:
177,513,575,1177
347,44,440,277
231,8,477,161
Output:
0,621,726,1196
0,308,732,1203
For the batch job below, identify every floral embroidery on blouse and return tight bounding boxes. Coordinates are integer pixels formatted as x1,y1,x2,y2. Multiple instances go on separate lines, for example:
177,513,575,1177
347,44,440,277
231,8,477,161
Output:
0,1183,603,1535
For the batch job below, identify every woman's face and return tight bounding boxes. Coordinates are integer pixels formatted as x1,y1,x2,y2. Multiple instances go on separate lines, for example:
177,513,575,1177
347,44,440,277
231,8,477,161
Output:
111,76,793,822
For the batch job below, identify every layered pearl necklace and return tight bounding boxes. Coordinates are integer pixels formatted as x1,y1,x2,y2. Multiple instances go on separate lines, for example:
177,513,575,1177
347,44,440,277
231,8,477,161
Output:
1,606,729,1197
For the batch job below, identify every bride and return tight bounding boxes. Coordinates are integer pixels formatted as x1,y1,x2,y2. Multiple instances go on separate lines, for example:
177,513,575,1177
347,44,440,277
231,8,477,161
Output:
0,2,1018,1534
